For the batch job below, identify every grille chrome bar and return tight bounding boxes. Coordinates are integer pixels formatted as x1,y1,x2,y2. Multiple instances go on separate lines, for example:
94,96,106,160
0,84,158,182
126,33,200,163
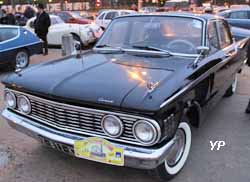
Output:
8,89,161,146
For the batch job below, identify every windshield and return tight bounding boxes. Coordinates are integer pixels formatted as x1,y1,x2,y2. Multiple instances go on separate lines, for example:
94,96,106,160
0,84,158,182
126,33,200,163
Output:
96,16,203,55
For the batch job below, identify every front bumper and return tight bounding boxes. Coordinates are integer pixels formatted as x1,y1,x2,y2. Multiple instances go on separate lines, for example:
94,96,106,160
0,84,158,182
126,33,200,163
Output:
2,109,174,169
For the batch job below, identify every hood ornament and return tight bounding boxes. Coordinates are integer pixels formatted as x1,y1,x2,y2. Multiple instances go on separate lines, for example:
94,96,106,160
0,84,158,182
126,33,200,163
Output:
147,81,160,93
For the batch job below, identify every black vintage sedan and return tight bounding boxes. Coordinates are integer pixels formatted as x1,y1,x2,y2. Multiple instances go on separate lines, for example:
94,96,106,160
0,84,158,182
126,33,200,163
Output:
1,13,249,180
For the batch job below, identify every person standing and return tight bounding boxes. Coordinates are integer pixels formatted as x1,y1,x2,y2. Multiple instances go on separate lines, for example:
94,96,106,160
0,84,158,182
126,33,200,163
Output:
24,6,35,19
6,9,16,25
34,3,51,55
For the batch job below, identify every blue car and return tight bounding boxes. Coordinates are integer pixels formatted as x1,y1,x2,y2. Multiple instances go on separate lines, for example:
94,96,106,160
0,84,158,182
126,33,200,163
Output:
231,26,250,64
0,25,43,69
219,9,250,29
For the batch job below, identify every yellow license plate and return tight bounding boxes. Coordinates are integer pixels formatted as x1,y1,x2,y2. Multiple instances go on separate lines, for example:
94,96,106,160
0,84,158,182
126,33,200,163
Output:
74,137,124,166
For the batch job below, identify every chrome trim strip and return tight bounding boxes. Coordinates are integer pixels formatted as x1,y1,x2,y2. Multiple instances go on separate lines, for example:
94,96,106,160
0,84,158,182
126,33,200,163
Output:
160,57,247,109
2,109,174,169
6,89,162,146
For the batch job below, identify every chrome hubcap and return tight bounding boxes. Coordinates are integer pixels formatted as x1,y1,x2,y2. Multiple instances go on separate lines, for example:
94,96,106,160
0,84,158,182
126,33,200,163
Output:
16,52,28,68
166,129,186,167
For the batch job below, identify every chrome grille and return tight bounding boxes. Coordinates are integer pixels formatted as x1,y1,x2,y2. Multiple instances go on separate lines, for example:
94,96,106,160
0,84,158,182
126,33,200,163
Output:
11,91,158,146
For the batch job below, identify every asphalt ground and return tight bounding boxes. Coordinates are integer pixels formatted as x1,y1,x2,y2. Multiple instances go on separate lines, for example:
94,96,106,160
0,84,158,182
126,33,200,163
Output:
0,49,250,182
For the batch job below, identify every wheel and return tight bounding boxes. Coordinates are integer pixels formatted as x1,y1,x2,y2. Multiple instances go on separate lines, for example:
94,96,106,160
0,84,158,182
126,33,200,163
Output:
15,49,30,69
224,74,238,97
152,121,192,181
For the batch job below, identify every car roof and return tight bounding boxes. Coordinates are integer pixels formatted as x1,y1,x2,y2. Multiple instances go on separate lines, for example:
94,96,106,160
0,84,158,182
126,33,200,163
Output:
115,12,223,21
101,9,136,13
220,8,250,14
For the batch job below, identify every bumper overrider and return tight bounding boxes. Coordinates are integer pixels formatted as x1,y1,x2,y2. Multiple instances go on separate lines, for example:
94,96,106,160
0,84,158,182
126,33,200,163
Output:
2,109,175,169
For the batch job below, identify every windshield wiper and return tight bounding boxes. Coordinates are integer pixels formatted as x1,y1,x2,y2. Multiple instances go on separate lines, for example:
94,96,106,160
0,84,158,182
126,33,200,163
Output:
132,45,172,56
95,44,112,48
94,44,125,53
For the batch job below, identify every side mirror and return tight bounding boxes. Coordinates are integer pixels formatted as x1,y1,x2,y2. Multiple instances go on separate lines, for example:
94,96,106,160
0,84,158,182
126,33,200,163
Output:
192,46,210,68
196,46,210,55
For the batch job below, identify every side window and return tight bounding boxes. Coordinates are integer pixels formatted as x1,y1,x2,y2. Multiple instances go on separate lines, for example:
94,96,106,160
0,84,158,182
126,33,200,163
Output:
221,12,230,18
208,22,220,52
121,12,130,16
0,28,18,42
98,12,105,20
229,11,248,19
217,21,233,48
105,12,118,20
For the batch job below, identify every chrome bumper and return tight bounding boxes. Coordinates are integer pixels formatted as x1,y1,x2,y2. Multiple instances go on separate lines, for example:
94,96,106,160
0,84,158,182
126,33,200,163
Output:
1,109,174,169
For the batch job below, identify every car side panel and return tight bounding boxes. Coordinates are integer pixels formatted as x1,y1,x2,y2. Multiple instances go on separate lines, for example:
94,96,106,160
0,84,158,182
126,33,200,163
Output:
227,19,250,29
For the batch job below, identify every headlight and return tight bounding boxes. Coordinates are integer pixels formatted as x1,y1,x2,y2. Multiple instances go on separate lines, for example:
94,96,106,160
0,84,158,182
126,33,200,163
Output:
133,120,158,145
4,90,16,109
101,115,123,138
17,96,31,114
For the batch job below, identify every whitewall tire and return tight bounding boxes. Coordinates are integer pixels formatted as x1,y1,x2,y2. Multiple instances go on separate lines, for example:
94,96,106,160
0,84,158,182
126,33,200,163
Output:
153,121,192,181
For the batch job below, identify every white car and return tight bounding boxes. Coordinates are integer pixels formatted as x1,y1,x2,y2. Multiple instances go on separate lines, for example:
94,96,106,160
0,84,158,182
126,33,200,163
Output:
95,10,137,30
139,7,158,13
25,15,103,47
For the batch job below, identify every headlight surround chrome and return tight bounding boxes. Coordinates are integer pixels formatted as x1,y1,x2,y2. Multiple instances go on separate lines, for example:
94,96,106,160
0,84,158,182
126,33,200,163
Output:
133,120,160,145
4,90,16,109
17,95,31,114
101,115,124,138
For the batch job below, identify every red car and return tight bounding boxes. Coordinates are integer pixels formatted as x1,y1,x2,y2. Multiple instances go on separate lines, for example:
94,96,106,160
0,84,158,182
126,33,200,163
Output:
55,11,92,25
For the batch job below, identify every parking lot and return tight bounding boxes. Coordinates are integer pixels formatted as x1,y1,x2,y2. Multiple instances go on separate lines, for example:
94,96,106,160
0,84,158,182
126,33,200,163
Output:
0,49,249,182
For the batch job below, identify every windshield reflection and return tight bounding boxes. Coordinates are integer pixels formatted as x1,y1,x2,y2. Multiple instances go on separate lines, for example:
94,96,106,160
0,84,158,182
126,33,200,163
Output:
96,16,203,55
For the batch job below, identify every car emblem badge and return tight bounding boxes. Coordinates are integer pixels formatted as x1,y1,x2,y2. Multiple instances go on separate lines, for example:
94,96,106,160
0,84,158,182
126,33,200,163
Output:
98,98,114,104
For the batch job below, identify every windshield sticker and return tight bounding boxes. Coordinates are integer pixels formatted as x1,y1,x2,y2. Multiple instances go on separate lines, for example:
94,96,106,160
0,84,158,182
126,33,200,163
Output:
192,20,202,29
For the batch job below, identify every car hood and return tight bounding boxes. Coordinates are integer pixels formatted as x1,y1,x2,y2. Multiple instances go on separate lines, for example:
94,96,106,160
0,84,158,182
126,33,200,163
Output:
3,51,194,111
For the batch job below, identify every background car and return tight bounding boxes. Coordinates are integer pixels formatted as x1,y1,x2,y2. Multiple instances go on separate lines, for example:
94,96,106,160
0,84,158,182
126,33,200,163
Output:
219,9,250,29
231,26,250,63
75,11,95,20
25,15,103,47
230,4,250,9
139,6,158,13
0,25,42,69
54,11,93,25
95,9,137,30
213,6,229,14
157,0,190,12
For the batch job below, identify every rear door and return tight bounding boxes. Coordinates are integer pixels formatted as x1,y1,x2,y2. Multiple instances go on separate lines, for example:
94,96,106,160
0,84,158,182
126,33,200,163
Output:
216,20,240,92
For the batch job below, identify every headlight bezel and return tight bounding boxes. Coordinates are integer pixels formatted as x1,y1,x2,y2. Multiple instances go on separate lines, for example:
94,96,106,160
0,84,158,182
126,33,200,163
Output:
101,115,124,138
133,120,160,145
4,90,17,109
17,95,31,114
